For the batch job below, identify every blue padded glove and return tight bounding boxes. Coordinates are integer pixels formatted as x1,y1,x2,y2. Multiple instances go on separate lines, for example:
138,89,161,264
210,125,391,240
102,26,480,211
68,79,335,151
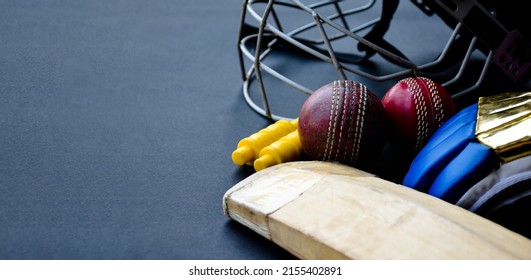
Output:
402,103,499,203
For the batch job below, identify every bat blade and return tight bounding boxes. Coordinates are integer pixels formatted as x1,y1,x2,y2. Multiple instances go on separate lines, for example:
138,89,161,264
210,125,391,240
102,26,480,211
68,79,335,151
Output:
223,161,531,259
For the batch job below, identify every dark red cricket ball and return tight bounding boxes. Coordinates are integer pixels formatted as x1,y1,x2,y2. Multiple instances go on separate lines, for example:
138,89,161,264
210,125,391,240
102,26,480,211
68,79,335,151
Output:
298,80,389,167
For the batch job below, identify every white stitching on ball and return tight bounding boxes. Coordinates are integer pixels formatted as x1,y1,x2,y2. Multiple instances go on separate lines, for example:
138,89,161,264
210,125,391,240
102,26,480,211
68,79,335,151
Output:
351,81,366,163
324,81,337,161
335,80,349,162
421,77,444,127
343,80,355,162
406,78,428,152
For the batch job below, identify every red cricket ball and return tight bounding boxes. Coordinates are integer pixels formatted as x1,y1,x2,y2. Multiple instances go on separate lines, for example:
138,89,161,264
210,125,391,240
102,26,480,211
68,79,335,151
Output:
381,77,456,154
298,80,389,167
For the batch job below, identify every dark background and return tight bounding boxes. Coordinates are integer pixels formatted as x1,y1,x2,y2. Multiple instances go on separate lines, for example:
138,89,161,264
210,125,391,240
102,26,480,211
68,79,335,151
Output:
1,1,528,259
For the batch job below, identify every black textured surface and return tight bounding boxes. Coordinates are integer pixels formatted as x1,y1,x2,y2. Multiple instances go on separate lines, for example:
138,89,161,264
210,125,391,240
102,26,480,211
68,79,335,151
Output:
1,0,529,259
0,0,294,260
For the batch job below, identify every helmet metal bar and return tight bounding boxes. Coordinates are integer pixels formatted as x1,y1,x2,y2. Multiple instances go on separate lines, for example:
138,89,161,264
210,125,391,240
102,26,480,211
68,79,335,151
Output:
237,0,526,120
292,0,418,71
237,0,250,80
252,0,276,119
416,21,463,71
240,34,315,95
246,5,413,82
286,0,377,44
313,11,348,80
442,37,492,97
332,1,351,35
433,0,530,82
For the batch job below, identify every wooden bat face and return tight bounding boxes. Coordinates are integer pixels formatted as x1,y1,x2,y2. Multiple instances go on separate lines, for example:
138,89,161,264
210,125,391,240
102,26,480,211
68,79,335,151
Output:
223,161,531,259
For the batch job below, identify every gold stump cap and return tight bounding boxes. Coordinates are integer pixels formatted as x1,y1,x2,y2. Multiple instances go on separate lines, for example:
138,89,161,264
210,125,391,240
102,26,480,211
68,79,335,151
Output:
476,92,531,162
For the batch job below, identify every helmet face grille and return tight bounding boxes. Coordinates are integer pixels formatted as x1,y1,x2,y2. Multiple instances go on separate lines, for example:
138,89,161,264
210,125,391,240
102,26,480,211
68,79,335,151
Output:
238,0,531,120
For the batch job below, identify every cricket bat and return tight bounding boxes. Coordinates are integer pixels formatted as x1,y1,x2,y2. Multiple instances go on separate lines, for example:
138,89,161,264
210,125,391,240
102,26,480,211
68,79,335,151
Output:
223,161,531,259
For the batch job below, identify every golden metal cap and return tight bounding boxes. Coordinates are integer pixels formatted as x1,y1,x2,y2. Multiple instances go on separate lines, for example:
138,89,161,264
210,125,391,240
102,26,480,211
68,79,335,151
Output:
476,92,531,163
